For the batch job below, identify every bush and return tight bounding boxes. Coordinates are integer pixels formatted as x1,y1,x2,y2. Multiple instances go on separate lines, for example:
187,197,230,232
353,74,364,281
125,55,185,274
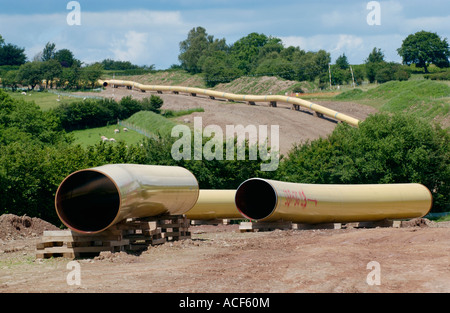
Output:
278,112,449,212
141,95,163,113
424,70,450,81
53,96,146,131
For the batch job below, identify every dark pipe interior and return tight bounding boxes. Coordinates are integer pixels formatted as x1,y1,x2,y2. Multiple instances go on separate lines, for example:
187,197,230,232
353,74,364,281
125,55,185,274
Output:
55,171,120,233
235,179,277,220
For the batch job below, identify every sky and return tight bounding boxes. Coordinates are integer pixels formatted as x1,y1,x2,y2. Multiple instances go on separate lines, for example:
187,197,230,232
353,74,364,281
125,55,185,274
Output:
1,0,449,69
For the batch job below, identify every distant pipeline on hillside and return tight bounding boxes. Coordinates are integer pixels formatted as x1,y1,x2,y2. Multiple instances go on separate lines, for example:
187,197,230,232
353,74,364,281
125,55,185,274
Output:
99,79,361,127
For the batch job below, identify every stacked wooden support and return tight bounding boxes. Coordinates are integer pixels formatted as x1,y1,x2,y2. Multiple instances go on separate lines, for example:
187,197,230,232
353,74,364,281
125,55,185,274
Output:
155,215,191,241
239,219,401,232
35,230,129,259
35,215,190,259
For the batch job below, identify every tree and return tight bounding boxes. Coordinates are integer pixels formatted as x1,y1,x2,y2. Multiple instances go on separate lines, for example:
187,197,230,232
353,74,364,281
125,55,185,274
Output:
42,42,57,61
81,63,103,88
55,48,79,68
17,62,43,90
397,31,450,73
365,47,385,83
179,27,214,74
0,43,27,66
1,71,20,91
230,32,270,74
336,53,349,70
41,60,62,89
59,65,81,89
366,47,384,63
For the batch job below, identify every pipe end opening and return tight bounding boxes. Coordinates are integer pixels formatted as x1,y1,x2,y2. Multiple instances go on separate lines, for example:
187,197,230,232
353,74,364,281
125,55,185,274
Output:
55,170,120,233
235,179,277,220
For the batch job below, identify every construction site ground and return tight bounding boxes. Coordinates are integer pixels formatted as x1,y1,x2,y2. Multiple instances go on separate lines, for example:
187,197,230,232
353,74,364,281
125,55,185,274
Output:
1,214,449,293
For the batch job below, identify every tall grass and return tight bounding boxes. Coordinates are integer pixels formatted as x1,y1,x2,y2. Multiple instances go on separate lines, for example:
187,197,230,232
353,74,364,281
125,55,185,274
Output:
125,111,178,137
335,80,450,121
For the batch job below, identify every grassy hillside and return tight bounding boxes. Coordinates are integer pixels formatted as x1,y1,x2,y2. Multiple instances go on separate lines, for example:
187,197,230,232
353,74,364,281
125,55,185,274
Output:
71,110,189,147
125,111,179,137
335,80,450,126
71,124,147,147
105,69,319,96
106,70,206,88
6,90,80,110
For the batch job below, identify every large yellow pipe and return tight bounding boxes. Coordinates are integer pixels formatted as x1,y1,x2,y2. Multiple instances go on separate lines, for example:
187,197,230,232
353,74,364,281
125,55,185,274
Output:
100,79,361,127
185,190,241,220
235,178,432,223
55,164,199,234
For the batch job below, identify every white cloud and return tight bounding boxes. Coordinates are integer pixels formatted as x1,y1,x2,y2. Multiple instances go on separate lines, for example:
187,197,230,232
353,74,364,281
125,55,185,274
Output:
110,31,149,63
0,2,449,69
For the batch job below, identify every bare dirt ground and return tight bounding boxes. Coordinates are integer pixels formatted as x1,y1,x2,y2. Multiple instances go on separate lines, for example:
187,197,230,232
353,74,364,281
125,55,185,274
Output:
1,215,449,293
82,87,377,155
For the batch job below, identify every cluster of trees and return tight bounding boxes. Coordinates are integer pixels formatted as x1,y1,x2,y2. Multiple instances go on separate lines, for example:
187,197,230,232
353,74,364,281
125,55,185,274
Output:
178,28,449,87
2,60,103,90
53,95,164,131
364,48,411,84
101,59,155,74
0,35,26,66
1,41,103,91
179,27,331,87
276,113,449,212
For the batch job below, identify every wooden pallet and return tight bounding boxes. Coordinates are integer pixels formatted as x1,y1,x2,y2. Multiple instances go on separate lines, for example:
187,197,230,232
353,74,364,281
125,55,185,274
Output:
35,216,192,259
35,230,129,259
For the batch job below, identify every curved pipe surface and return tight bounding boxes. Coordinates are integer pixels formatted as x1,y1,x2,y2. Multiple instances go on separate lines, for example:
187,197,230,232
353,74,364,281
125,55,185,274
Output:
100,79,361,127
185,190,241,220
235,178,432,223
55,164,199,234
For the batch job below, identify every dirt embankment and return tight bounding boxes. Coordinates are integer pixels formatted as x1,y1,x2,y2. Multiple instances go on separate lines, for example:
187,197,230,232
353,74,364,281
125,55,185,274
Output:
82,87,377,155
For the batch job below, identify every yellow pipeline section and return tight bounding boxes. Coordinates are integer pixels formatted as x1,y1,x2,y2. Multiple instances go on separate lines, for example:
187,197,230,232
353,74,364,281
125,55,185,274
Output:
185,190,241,220
100,79,361,127
235,178,433,224
55,164,199,234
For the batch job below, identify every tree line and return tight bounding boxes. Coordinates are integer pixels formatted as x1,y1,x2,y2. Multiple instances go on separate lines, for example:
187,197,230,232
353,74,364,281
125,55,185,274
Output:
178,27,450,87
0,39,155,91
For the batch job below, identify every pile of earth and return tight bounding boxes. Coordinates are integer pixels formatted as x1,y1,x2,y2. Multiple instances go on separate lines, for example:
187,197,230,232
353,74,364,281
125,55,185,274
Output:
0,214,59,240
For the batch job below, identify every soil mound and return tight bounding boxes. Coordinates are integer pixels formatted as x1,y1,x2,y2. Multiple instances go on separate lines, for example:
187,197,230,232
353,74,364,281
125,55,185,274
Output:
0,214,59,240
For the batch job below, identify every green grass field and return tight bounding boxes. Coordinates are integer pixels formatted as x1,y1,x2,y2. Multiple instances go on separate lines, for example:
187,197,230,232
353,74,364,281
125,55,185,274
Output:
70,110,194,147
70,124,148,147
335,80,450,122
6,90,80,110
